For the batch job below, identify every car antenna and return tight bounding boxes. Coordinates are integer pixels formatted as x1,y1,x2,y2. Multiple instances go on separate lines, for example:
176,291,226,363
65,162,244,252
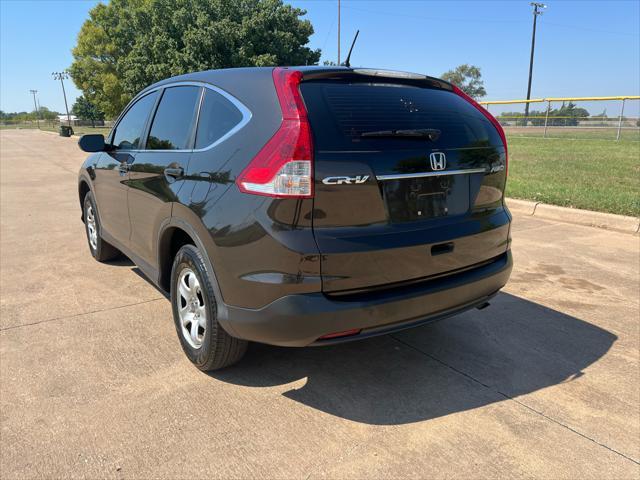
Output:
342,30,360,68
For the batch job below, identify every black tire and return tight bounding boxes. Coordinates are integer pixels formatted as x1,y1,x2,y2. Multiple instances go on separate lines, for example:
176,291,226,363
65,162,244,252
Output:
170,244,247,370
83,191,120,262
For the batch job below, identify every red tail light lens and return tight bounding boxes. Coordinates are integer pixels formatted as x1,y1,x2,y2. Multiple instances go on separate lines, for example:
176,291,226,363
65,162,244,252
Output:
236,68,314,198
452,85,508,175
318,328,361,340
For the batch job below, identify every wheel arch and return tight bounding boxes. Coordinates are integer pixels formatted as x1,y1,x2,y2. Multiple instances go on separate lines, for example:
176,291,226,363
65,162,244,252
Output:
156,216,236,337
78,178,92,221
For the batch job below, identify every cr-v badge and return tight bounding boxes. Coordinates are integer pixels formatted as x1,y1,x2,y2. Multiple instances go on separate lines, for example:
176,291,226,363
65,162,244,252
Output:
322,175,370,185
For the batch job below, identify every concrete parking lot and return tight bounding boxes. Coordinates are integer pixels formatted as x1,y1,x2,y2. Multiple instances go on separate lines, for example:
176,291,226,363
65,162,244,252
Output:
1,129,638,479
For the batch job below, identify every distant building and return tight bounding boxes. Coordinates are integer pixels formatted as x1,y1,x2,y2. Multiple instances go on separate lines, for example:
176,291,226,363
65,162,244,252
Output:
57,114,78,125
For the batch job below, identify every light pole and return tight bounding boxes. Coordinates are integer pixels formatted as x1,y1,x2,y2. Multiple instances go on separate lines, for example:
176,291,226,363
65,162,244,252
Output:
524,2,546,125
52,71,72,127
29,89,40,129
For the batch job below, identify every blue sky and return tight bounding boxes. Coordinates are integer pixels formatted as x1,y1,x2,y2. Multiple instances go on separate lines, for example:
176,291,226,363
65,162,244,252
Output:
1,0,639,116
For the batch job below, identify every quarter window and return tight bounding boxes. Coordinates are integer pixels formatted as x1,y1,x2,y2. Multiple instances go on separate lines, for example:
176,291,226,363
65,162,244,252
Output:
146,86,201,150
194,89,244,149
112,91,158,150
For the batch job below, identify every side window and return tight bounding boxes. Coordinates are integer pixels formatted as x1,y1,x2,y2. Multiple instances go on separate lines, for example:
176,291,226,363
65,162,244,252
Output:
194,89,244,149
146,86,201,150
112,91,158,150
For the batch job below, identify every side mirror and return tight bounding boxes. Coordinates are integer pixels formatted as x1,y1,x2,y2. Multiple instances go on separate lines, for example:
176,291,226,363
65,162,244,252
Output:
78,134,106,153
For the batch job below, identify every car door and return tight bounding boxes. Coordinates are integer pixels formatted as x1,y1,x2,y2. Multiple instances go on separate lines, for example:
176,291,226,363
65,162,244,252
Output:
128,85,201,267
92,91,159,247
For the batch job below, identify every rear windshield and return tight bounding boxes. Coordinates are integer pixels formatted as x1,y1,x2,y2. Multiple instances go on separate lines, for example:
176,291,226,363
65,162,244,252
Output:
300,81,501,150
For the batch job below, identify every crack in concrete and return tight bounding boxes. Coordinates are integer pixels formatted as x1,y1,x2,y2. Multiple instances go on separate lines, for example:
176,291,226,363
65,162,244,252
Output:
0,297,165,332
390,335,640,466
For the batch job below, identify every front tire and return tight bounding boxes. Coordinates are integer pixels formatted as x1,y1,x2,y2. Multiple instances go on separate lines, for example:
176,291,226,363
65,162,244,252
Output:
170,244,247,370
83,191,120,262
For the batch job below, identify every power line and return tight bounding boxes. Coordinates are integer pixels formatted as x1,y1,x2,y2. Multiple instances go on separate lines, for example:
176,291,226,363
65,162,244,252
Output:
341,4,526,25
543,21,638,37
337,0,341,65
341,4,638,36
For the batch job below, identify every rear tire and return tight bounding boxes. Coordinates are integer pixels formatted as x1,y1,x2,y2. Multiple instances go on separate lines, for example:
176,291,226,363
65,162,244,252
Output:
83,191,120,262
170,244,247,370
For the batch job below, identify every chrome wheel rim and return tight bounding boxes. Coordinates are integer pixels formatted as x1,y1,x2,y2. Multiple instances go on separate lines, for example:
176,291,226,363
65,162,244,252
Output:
86,205,98,250
177,267,206,349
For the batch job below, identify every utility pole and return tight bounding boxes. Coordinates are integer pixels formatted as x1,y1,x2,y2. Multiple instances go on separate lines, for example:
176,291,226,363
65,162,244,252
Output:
29,89,40,129
337,0,341,65
524,2,546,125
52,71,72,127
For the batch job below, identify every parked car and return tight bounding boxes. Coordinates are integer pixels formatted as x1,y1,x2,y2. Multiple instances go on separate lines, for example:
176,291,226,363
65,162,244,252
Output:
78,66,512,370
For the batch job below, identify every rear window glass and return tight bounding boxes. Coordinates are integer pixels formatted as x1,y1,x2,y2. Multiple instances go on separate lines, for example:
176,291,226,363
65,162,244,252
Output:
194,89,243,149
146,86,200,150
300,81,501,150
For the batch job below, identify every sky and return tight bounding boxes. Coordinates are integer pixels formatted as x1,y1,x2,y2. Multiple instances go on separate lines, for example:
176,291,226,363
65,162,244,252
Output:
1,0,639,116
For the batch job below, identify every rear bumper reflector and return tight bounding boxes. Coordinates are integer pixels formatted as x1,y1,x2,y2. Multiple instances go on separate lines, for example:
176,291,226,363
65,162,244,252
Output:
317,328,362,340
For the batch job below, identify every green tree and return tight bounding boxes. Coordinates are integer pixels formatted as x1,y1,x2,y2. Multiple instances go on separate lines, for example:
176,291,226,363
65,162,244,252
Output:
70,0,321,118
441,64,486,99
37,107,60,121
72,95,105,126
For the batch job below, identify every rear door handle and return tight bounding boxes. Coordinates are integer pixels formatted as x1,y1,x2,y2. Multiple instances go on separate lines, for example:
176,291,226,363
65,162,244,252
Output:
164,167,184,179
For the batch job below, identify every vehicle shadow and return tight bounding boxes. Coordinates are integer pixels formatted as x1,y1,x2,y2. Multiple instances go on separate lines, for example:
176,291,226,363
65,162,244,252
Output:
209,292,616,425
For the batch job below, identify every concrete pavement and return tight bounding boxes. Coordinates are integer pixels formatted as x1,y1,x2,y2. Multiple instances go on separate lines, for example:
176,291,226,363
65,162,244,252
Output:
1,130,638,479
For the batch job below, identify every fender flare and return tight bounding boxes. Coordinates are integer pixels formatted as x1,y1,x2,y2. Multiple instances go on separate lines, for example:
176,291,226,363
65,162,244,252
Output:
156,216,238,338
77,171,95,220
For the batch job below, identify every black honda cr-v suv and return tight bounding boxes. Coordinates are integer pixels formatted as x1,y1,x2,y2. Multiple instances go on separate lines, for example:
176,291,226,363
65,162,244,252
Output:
78,66,512,370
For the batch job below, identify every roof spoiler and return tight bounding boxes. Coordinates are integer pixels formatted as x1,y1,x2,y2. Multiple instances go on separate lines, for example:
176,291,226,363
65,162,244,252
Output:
299,68,452,91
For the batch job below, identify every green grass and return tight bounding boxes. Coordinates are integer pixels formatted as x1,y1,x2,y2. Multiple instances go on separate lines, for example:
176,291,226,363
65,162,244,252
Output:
506,135,640,216
505,127,640,142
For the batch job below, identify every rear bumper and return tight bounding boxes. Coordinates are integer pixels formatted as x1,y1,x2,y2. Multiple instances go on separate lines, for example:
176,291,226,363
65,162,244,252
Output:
224,250,512,347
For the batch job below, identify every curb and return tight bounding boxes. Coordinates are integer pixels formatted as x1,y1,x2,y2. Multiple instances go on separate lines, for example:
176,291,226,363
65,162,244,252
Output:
506,198,640,234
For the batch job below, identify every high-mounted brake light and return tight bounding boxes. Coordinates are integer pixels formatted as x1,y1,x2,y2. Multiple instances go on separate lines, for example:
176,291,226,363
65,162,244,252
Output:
452,85,508,176
236,68,314,198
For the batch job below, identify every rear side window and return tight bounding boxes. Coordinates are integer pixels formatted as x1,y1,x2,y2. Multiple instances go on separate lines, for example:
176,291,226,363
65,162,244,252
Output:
194,89,243,149
112,91,158,150
300,81,501,150
146,86,200,150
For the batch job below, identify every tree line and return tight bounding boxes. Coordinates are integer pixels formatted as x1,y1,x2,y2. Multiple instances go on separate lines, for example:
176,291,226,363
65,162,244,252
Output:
1,107,59,124
1,96,105,125
497,102,591,126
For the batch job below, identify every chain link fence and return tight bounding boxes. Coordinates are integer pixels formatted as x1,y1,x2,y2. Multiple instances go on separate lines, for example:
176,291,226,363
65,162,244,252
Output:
480,96,640,141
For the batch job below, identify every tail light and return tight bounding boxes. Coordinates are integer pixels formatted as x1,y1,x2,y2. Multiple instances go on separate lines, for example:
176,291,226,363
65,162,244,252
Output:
236,67,313,198
452,85,508,176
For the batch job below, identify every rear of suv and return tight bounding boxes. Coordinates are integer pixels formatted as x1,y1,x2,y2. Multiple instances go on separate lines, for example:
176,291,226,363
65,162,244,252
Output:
78,66,512,370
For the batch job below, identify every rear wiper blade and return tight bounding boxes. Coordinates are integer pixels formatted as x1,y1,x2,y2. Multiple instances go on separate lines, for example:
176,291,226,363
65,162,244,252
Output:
360,128,441,141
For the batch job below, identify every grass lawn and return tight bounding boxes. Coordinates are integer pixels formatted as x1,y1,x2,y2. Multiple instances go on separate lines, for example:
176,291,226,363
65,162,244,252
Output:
506,135,640,217
505,127,640,142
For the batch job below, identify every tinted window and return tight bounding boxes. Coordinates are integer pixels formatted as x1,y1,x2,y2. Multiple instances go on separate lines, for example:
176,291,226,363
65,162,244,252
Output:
112,91,158,150
194,89,243,149
146,86,200,150
300,81,501,150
